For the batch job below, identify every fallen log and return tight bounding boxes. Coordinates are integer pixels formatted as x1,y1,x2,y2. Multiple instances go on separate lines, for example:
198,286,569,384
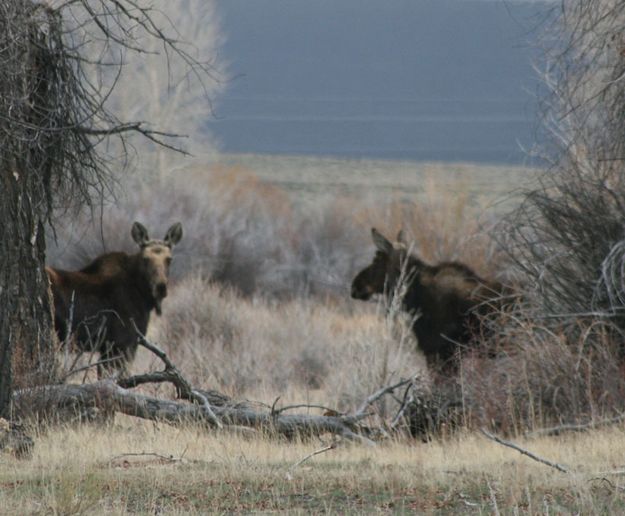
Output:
11,380,375,444
9,327,430,446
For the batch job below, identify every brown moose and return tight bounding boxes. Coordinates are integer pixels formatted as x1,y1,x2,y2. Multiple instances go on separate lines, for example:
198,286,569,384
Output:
46,221,183,377
351,228,505,371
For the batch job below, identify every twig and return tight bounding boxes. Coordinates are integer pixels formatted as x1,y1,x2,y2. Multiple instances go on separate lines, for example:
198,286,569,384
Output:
63,290,75,370
588,477,625,493
61,356,120,381
129,321,222,429
390,381,416,430
354,378,414,418
108,452,179,465
480,429,569,473
285,442,338,479
270,396,281,418
594,470,625,477
487,481,501,516
274,403,343,416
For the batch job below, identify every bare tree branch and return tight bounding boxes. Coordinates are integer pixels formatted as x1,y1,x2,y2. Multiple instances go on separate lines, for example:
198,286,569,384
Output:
480,429,569,473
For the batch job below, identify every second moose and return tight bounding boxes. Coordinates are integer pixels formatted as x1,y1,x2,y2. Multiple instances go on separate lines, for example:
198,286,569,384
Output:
351,228,507,372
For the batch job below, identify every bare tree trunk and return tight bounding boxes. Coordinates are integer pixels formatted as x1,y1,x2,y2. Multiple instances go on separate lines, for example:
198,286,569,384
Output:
0,169,55,419
0,3,57,419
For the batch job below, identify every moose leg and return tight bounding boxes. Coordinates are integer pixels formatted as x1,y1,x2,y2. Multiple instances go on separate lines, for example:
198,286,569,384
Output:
97,342,127,380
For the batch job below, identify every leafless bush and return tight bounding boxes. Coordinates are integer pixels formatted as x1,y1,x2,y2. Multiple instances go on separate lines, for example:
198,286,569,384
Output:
506,0,625,325
483,1,625,434
460,317,625,434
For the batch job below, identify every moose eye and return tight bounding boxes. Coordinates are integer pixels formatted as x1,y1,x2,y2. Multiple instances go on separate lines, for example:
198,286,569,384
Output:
166,257,172,266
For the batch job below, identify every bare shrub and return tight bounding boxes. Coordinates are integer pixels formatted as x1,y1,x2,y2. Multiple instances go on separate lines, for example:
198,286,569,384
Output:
506,0,625,324
459,0,625,435
459,316,625,434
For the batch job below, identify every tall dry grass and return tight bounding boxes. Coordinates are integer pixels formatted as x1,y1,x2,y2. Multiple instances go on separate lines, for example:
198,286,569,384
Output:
144,274,426,416
461,317,625,434
2,419,625,513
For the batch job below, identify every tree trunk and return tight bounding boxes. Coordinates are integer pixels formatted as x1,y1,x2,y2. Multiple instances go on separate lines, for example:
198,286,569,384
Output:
0,170,55,419
0,4,57,419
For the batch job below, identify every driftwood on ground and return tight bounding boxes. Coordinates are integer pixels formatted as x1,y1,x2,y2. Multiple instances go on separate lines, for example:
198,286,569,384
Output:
12,380,377,444
10,330,421,445
8,328,620,454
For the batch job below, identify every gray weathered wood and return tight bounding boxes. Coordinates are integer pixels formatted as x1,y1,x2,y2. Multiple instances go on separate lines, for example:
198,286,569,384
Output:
12,381,375,444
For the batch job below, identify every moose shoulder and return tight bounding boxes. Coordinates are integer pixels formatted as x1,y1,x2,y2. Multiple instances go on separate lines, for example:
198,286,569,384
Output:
351,228,505,370
47,221,183,377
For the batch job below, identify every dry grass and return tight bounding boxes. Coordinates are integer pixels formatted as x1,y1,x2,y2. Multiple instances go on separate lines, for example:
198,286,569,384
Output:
136,275,426,416
2,420,625,513
461,317,625,434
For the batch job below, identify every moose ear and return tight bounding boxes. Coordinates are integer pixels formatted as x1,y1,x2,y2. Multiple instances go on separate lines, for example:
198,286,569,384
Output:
371,228,393,254
396,229,407,245
164,222,183,247
131,222,150,247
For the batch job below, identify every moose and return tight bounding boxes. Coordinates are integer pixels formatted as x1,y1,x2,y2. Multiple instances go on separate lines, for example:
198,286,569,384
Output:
46,221,183,377
351,228,506,372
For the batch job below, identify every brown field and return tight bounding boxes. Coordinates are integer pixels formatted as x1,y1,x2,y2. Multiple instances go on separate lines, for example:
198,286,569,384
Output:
21,155,621,513
2,422,625,513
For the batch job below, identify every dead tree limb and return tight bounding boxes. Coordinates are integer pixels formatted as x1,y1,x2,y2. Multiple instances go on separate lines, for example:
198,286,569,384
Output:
11,381,375,444
525,413,625,438
124,322,222,428
353,378,415,418
480,428,569,473
9,332,425,445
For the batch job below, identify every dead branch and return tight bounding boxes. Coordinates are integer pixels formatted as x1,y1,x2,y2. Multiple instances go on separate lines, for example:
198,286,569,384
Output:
390,381,417,430
353,378,415,418
9,331,432,446
274,403,342,416
11,381,375,444
526,413,625,438
285,442,339,479
107,452,180,466
124,322,221,428
480,428,569,473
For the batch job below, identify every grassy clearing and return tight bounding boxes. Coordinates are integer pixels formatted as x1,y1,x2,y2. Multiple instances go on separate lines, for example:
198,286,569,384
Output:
2,421,625,513
37,155,624,512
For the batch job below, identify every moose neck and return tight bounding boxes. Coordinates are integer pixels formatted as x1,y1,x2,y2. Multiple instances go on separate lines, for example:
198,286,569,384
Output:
127,252,160,313
393,254,428,310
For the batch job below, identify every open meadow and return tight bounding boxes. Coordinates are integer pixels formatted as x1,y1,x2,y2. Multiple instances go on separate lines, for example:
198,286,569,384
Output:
21,155,625,513
5,0,625,512
3,419,625,513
